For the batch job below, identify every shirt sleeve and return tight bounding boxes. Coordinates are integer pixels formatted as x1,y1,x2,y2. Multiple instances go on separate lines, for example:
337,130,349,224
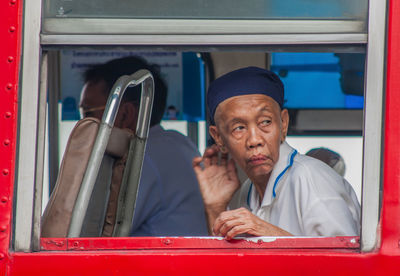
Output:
294,160,361,236
302,197,359,236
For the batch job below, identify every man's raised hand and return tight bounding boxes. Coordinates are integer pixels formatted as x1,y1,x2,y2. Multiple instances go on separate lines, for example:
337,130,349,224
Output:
192,144,240,233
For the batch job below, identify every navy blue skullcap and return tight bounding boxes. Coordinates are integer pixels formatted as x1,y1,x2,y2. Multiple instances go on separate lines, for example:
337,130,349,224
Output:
207,66,284,124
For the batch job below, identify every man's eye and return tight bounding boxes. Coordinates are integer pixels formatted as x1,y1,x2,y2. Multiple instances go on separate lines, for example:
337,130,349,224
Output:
260,120,271,126
233,125,245,132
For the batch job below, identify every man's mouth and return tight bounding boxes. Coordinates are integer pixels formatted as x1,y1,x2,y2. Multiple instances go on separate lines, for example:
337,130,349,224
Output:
247,154,272,166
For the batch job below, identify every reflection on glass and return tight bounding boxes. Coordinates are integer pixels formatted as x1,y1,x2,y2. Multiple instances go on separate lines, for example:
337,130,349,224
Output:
44,0,368,20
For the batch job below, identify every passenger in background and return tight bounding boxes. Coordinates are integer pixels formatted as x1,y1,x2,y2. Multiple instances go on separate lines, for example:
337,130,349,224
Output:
306,147,346,177
80,56,208,236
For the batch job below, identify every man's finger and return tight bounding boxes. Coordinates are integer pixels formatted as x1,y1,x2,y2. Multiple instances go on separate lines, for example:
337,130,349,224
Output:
203,144,219,158
218,219,245,237
226,159,239,180
220,152,228,166
203,156,211,167
202,145,219,167
213,209,243,235
210,154,218,166
225,224,251,240
192,156,203,168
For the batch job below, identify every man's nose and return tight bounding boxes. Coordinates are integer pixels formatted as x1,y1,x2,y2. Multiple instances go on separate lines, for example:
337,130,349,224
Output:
246,126,264,149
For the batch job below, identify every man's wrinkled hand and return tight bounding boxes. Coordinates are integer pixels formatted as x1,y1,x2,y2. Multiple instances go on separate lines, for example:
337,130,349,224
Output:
192,144,240,209
213,208,292,240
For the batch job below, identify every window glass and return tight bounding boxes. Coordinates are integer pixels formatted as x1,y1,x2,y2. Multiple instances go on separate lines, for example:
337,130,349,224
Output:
272,53,365,109
44,0,367,20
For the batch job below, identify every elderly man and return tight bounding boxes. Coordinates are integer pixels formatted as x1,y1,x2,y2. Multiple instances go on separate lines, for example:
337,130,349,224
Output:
193,67,360,239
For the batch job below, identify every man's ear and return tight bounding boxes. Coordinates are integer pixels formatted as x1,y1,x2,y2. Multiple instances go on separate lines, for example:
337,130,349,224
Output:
280,109,289,143
115,102,138,130
209,125,228,153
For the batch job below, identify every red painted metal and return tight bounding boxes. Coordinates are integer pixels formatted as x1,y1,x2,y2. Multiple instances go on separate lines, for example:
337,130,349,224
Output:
0,0,21,274
40,236,360,251
3,0,400,274
7,251,400,275
40,238,68,251
380,0,400,257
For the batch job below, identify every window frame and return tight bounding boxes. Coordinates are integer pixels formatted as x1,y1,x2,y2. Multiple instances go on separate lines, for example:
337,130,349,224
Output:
14,0,386,253
40,236,360,251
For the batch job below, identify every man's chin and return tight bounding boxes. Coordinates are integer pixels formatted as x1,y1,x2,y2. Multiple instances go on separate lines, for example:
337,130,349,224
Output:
246,166,273,182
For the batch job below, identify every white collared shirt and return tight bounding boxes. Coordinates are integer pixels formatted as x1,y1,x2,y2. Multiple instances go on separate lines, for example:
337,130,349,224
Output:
229,141,360,236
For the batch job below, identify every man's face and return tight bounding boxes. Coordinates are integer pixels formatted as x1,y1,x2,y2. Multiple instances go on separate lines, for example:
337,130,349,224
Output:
79,80,108,120
79,80,138,130
210,94,289,183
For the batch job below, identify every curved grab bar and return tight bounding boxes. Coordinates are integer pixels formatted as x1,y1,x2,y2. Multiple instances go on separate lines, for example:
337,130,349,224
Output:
68,70,154,237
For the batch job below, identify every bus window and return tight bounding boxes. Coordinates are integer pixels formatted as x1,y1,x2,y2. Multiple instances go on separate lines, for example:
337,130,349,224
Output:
13,0,385,256
35,49,364,240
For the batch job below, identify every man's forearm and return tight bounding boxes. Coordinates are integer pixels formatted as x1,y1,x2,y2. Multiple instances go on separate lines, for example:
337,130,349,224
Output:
204,204,227,235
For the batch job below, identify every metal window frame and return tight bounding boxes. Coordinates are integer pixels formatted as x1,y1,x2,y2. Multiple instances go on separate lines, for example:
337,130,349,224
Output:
41,33,367,47
360,0,387,252
42,18,366,35
14,0,43,252
14,0,385,253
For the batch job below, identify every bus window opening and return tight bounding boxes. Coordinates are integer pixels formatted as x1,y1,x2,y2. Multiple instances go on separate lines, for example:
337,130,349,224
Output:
40,50,364,240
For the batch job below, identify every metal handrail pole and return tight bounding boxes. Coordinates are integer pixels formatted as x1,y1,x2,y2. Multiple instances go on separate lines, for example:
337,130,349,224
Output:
68,70,153,237
113,76,154,236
